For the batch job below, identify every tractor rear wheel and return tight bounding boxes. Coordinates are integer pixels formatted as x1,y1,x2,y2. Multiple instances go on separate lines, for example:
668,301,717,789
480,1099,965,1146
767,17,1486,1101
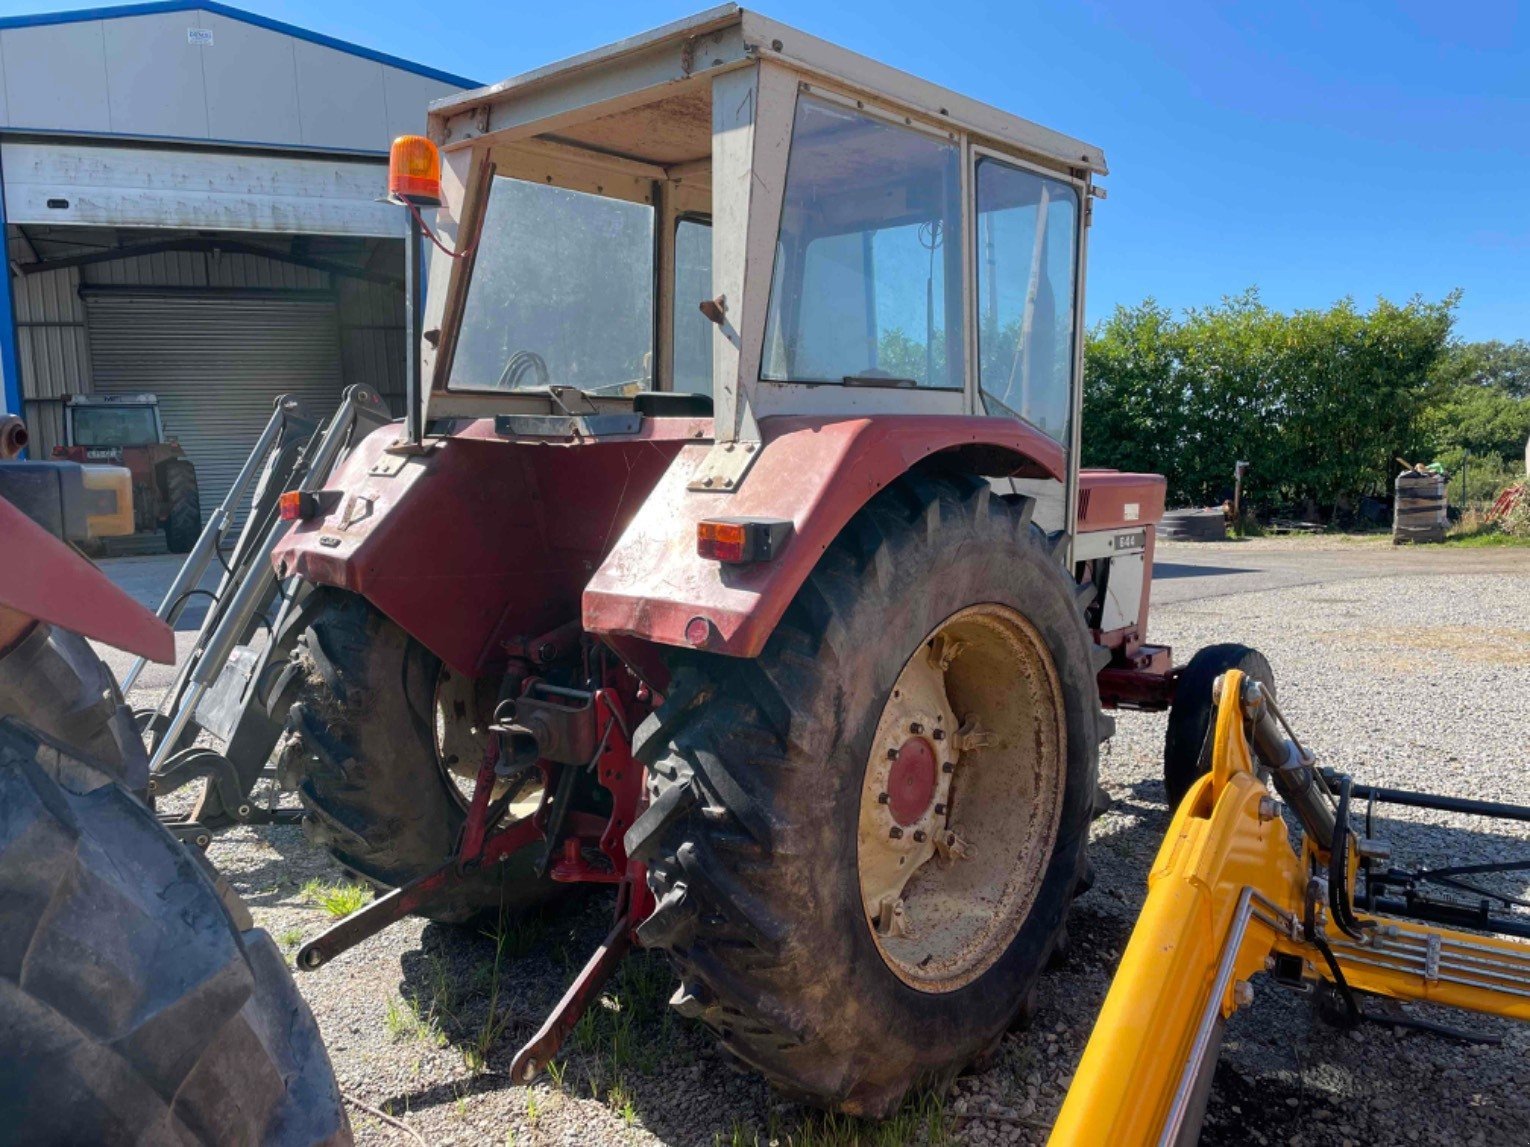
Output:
161,458,200,554
0,622,145,789
0,619,348,1145
276,589,557,923
627,471,1104,1116
0,720,349,1145
1162,643,1275,809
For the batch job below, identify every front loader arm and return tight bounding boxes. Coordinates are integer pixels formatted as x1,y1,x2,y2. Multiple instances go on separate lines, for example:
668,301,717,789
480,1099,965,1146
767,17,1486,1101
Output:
1050,675,1308,1144
1052,671,1530,1145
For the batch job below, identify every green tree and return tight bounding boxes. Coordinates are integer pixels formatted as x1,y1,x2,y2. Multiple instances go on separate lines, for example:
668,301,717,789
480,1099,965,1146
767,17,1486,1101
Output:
1424,384,1530,460
1083,291,1457,511
1432,339,1530,398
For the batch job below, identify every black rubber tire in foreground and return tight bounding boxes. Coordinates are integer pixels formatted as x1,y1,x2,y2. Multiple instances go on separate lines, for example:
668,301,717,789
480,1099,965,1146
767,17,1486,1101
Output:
0,719,349,1145
276,589,557,923
161,458,201,554
1162,643,1276,809
0,622,146,790
626,470,1104,1117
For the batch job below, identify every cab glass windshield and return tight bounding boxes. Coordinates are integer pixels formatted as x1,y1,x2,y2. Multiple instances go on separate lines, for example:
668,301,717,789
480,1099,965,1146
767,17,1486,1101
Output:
762,96,963,389
449,176,655,393
70,405,158,446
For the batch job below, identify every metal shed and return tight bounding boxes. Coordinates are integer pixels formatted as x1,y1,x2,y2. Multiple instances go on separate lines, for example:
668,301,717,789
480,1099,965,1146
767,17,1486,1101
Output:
0,1,474,523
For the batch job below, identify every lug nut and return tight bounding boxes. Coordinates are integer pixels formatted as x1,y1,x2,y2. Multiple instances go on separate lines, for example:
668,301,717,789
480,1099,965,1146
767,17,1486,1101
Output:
889,826,904,839
877,792,890,804
932,728,945,741
887,748,898,760
934,803,947,815
910,722,924,734
942,762,954,774
913,830,927,843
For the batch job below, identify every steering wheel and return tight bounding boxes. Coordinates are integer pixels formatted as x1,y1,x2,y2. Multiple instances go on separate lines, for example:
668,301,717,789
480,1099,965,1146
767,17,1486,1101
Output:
495,350,550,389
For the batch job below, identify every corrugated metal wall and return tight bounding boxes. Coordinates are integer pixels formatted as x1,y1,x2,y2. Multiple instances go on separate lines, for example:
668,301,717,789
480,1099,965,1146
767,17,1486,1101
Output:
10,230,405,462
13,263,89,453
85,291,344,522
339,274,406,413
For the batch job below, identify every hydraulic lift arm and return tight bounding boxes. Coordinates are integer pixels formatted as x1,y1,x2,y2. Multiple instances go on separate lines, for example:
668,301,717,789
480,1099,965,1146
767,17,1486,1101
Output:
1051,670,1530,1146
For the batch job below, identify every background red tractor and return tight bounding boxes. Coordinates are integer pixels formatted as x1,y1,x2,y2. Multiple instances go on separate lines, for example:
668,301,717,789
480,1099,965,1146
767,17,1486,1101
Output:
53,393,200,552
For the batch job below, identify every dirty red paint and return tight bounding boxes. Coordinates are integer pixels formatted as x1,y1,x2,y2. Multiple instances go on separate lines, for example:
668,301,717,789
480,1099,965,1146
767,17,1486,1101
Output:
583,414,1066,659
0,497,174,662
888,737,938,826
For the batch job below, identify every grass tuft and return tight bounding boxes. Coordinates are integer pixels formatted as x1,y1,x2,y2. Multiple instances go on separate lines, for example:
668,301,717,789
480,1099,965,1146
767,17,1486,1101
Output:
716,1091,954,1147
384,994,447,1048
301,878,371,918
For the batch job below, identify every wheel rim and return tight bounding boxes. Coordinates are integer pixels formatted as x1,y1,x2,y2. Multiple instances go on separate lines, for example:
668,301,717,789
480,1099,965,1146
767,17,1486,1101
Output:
857,603,1067,992
433,668,538,813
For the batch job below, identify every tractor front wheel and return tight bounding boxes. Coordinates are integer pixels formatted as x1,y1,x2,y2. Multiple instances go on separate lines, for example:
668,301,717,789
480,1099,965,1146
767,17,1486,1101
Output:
627,471,1105,1116
1162,643,1276,809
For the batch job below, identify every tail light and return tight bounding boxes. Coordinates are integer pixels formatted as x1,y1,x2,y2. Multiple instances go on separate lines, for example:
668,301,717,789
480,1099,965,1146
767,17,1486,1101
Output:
278,491,318,521
696,517,792,564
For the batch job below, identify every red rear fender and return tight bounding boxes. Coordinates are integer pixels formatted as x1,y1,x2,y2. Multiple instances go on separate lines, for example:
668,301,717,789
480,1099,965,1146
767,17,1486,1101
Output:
273,418,698,677
583,414,1064,659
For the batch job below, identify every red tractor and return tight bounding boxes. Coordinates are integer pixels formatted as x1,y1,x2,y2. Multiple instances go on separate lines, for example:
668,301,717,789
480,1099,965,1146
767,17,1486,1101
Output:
53,393,200,552
269,8,1231,1116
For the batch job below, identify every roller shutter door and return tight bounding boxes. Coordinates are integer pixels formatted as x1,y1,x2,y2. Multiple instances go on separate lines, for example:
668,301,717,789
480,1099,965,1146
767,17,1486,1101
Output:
84,292,344,529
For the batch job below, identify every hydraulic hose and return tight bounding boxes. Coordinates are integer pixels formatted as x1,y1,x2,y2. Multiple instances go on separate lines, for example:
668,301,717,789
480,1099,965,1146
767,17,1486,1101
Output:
1240,678,1336,850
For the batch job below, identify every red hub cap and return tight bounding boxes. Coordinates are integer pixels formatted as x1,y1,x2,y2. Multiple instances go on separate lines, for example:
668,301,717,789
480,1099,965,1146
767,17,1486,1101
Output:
887,737,938,826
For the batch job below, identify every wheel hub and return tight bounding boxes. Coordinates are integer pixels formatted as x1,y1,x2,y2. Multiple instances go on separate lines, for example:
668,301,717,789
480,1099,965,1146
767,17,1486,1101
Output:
887,736,938,825
857,604,1066,992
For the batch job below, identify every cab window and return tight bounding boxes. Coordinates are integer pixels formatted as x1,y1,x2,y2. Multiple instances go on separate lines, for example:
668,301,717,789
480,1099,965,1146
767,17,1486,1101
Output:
672,217,713,395
762,96,963,389
975,159,1079,443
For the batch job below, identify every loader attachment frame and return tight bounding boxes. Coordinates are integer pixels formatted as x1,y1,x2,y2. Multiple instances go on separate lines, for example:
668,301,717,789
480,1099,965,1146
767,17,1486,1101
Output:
1053,670,1530,1146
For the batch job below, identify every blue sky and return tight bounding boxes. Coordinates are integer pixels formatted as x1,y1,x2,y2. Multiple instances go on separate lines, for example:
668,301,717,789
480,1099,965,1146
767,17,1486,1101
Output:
6,0,1526,341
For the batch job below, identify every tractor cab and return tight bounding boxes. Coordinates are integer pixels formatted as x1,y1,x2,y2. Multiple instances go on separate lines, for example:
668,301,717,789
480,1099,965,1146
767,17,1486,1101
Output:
418,5,1103,535
58,393,166,458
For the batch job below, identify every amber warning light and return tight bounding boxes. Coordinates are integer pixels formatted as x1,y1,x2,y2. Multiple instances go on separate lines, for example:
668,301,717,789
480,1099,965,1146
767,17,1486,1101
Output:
696,518,793,564
389,135,442,207
278,491,316,522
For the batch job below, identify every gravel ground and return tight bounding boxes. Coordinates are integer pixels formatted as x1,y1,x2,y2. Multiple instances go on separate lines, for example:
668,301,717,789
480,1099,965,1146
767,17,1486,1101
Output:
138,539,1530,1146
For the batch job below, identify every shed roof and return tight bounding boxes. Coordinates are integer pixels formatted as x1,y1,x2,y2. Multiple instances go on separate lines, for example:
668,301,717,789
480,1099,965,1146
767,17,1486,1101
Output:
0,1,478,87
0,2,477,154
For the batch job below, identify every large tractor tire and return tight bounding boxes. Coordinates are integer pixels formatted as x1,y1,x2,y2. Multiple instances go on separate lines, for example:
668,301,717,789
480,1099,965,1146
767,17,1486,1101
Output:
161,457,201,554
0,622,146,789
627,471,1105,1117
0,622,349,1145
1162,643,1275,809
275,589,557,923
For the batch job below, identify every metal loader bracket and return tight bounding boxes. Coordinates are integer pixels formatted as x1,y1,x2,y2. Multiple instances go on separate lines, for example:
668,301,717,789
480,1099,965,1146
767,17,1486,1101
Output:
1051,670,1530,1146
138,386,391,829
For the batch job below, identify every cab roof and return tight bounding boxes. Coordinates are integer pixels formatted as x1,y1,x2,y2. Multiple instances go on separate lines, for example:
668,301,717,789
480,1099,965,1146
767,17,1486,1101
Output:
429,5,1107,176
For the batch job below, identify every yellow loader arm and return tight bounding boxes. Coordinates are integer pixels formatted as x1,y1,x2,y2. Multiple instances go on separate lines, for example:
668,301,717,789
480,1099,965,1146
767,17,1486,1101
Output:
1050,670,1530,1146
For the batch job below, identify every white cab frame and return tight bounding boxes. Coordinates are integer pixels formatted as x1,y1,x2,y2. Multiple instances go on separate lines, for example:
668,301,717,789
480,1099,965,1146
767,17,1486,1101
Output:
419,3,1105,506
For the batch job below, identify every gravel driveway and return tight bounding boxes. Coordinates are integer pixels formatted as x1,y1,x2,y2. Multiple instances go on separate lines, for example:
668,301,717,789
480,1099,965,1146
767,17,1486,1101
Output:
123,538,1530,1146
